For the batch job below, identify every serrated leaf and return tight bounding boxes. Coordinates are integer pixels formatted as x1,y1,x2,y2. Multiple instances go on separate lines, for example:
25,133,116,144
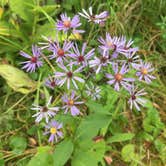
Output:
0,64,37,94
53,139,74,166
107,133,135,143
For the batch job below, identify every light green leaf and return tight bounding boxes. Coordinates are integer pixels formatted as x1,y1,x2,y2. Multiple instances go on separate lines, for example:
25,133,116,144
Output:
121,144,135,162
0,64,37,94
27,146,53,166
107,133,135,143
9,136,27,154
53,139,74,166
9,0,34,22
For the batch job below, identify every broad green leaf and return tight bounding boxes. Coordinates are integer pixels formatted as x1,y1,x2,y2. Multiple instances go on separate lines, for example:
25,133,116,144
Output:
27,146,53,166
72,150,97,166
107,133,135,143
0,64,37,94
53,139,74,166
36,23,56,41
9,0,34,22
121,144,135,162
72,141,106,166
86,100,107,113
9,136,27,154
75,111,111,148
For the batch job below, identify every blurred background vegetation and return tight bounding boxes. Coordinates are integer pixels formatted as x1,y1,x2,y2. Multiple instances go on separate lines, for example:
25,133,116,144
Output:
0,0,166,165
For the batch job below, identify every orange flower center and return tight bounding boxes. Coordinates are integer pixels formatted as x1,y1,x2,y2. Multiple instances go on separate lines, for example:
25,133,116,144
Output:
114,73,123,81
57,49,65,57
68,99,74,106
141,68,148,75
63,20,71,28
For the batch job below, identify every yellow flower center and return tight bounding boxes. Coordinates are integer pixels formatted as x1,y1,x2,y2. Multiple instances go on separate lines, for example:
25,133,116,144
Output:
141,68,148,75
50,127,57,134
68,99,74,106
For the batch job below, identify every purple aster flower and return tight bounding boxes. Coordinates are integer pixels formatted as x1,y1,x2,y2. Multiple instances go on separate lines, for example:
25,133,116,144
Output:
20,45,43,72
118,36,139,55
78,6,109,24
118,50,141,68
89,50,110,74
44,120,63,143
106,63,135,91
45,76,59,89
98,33,125,58
54,63,85,89
134,61,156,83
49,39,73,63
31,97,59,123
69,42,95,66
62,91,84,116
56,13,84,33
128,86,147,111
85,83,101,100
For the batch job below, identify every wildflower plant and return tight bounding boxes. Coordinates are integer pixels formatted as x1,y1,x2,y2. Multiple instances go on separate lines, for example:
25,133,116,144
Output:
19,6,156,148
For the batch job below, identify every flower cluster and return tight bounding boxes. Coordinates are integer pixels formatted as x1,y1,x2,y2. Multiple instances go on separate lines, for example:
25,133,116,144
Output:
19,7,156,143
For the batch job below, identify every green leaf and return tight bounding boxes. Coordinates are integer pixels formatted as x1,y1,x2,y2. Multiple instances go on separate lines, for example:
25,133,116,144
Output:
27,146,53,166
0,153,5,166
107,133,135,143
86,100,107,113
53,139,74,166
72,141,106,166
75,111,111,148
9,0,34,22
121,144,135,162
9,136,27,154
0,64,37,94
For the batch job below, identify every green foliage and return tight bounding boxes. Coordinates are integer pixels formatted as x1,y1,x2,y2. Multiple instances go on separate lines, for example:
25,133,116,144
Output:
27,146,53,166
9,136,27,154
107,133,135,143
143,104,165,137
0,0,166,166
53,139,74,166
9,0,34,22
72,141,106,166
121,144,135,162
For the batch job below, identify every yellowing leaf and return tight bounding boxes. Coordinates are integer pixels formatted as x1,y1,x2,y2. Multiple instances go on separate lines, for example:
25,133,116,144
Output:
68,33,82,40
0,64,37,94
0,7,4,19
